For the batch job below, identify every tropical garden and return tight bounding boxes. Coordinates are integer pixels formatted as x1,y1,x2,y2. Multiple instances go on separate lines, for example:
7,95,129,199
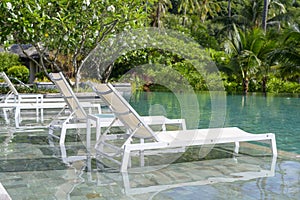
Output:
0,0,299,94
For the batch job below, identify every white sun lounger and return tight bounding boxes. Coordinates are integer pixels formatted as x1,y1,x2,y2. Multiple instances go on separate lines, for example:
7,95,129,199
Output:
87,82,277,172
49,72,186,147
0,71,42,124
0,71,66,105
0,72,70,127
0,71,43,103
48,72,108,146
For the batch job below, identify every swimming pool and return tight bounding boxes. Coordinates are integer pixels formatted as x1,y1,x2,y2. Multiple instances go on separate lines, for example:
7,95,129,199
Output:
129,92,300,154
0,92,299,199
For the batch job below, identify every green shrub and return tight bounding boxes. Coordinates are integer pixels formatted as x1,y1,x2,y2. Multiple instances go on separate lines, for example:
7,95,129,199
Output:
267,77,300,93
0,52,22,72
283,81,300,93
7,65,29,83
34,71,51,82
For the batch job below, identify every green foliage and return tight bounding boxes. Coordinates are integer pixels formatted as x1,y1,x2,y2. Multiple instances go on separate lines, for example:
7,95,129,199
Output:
223,26,278,93
271,31,300,82
221,73,242,93
1,0,300,94
112,47,224,91
0,0,153,85
163,13,191,34
0,83,59,94
35,71,51,82
112,48,196,91
7,65,29,83
190,22,219,49
0,52,22,72
267,77,300,93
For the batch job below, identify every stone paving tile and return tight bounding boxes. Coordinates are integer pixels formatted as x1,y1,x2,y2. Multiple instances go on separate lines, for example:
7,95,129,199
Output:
0,125,300,199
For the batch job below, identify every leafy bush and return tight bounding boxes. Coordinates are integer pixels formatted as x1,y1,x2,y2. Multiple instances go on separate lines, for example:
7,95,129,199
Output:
221,73,242,93
284,81,300,93
7,65,29,83
0,52,22,72
267,77,300,93
35,71,51,82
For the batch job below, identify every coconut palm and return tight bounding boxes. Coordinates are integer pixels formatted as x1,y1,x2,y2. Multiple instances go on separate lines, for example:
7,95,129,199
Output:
152,0,173,28
178,0,200,26
228,0,232,17
262,0,269,32
214,0,263,40
198,0,221,23
270,31,300,82
256,37,278,94
224,25,268,94
262,0,289,31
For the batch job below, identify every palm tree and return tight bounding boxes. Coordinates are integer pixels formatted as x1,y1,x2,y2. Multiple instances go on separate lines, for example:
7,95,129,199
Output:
224,25,268,94
178,0,200,26
152,0,173,28
262,0,289,31
241,0,264,28
214,0,263,40
228,0,231,17
262,0,269,32
198,0,221,23
270,31,300,82
216,0,289,36
256,38,278,94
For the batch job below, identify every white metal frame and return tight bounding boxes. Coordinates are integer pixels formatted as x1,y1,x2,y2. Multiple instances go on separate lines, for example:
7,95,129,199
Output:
49,72,186,149
87,82,277,172
48,72,108,146
0,72,71,127
0,71,46,104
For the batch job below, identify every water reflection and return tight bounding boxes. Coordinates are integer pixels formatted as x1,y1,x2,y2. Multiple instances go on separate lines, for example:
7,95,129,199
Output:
81,155,277,199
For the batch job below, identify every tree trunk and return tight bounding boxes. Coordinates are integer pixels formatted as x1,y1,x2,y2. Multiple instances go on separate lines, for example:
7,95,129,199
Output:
262,76,267,95
75,73,81,92
154,2,162,28
243,77,249,95
103,64,114,83
182,7,187,26
262,0,269,32
228,0,231,17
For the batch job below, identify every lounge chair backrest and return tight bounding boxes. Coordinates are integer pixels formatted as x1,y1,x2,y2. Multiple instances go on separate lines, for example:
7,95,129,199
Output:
88,82,157,139
49,72,86,119
0,72,19,95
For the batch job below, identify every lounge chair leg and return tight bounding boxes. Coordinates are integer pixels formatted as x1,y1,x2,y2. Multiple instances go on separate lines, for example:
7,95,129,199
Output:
96,117,101,141
234,141,240,154
41,108,44,123
3,108,9,124
181,119,187,130
162,124,166,131
36,107,39,122
15,107,20,128
60,144,67,164
140,138,145,167
128,155,132,168
60,125,67,146
86,118,92,153
121,172,130,195
121,149,131,172
86,155,92,174
270,135,278,156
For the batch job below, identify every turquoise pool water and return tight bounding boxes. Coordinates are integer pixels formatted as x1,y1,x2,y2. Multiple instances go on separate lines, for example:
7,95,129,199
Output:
129,92,300,154
0,92,299,199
